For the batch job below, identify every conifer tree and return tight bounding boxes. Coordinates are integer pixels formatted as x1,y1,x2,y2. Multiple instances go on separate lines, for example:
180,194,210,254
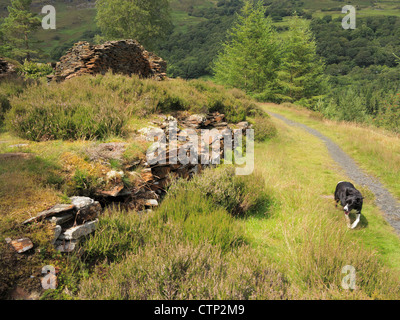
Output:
276,15,326,105
212,0,280,100
0,0,41,61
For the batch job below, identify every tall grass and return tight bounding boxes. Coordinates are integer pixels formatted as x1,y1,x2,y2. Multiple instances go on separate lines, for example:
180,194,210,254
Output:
4,73,260,141
246,112,400,299
70,167,283,300
262,102,400,200
0,76,28,123
78,238,290,300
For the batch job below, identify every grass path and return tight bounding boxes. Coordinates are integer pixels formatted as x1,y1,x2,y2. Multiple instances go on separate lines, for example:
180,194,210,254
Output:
259,103,400,200
266,109,400,234
244,104,400,296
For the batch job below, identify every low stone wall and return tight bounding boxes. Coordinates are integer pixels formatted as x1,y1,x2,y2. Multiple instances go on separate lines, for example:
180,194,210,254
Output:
14,112,252,254
48,39,167,82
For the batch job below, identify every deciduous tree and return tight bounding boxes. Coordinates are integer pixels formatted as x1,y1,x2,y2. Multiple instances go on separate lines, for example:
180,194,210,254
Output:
95,0,172,49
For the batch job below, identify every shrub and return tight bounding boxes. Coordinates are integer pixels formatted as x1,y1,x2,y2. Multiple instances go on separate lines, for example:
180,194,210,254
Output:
17,60,54,80
6,73,260,141
252,115,277,142
0,94,10,123
78,240,290,300
168,166,271,217
156,185,245,252
5,78,129,141
374,93,400,133
0,76,28,123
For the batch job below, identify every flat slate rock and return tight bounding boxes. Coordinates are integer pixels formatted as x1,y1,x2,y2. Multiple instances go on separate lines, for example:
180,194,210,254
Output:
59,219,98,240
96,185,125,197
23,204,76,225
46,212,74,226
70,196,94,209
9,238,33,253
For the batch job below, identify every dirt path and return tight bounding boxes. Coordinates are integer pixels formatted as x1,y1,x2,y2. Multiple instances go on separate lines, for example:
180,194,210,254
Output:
267,110,400,234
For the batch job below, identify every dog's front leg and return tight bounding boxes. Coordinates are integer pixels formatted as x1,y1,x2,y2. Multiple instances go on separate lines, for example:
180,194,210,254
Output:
351,213,361,229
344,213,351,228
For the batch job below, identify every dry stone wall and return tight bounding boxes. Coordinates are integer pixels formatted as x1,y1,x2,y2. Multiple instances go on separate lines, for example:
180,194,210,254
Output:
48,39,167,82
12,112,252,254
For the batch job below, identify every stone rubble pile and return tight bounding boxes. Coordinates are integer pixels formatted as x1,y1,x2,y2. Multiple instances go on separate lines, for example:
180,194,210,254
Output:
128,112,252,204
0,57,16,78
48,39,167,82
88,112,252,212
22,196,102,253
9,112,252,254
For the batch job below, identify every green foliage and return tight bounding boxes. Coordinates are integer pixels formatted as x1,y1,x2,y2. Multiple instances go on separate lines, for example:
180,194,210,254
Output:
80,208,151,264
213,5,326,104
17,60,53,79
0,94,10,123
374,93,400,133
157,186,245,252
156,0,241,79
5,80,128,141
213,1,280,100
95,0,173,50
0,76,27,123
168,166,271,217
276,15,326,105
0,0,41,61
311,16,400,75
317,65,400,130
252,115,278,142
320,88,368,123
78,232,287,300
73,166,284,300
4,73,259,141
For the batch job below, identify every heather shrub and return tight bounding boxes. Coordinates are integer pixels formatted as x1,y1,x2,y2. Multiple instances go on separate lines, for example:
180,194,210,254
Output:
168,166,271,217
78,239,290,300
0,94,10,123
5,73,261,141
374,93,400,133
16,60,54,80
5,77,130,141
252,115,277,142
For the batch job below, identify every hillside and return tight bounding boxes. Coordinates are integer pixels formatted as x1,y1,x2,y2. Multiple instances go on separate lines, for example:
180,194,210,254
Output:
2,0,400,303
2,73,400,299
3,0,400,78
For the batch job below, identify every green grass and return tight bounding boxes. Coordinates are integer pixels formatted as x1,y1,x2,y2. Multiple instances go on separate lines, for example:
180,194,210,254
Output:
261,103,400,201
4,73,259,141
244,113,400,297
56,115,400,299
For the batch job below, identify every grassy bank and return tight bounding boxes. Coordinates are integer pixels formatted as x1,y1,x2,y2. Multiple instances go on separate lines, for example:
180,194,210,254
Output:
53,114,400,300
3,74,259,141
0,73,266,298
245,114,400,298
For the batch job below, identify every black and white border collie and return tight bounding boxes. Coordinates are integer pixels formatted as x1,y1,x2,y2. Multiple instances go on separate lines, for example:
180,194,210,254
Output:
334,181,363,229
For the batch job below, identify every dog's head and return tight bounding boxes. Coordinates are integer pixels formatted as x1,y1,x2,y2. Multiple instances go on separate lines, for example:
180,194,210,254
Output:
343,189,363,214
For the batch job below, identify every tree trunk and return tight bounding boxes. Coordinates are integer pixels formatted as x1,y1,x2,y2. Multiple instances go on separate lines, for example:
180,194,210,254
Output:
25,32,30,62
